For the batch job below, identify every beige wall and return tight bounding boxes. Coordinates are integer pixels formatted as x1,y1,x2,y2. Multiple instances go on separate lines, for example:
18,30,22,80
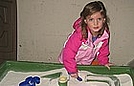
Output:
17,0,134,66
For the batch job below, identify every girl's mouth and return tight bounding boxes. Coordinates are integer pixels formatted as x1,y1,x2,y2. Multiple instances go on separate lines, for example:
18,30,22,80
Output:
93,27,99,29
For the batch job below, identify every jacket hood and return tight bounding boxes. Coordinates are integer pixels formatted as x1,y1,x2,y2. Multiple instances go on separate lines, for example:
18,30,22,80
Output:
73,18,82,33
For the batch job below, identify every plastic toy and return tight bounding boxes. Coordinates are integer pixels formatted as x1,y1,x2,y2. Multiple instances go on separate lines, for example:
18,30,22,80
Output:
19,76,40,86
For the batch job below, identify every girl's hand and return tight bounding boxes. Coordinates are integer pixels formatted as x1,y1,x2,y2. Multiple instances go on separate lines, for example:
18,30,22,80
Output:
70,72,83,81
105,63,113,70
70,73,78,78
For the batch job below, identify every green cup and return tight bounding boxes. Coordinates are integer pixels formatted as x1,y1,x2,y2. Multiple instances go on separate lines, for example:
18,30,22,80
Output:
58,76,68,86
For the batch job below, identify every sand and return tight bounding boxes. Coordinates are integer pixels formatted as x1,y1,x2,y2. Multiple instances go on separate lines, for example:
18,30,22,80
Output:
0,68,133,86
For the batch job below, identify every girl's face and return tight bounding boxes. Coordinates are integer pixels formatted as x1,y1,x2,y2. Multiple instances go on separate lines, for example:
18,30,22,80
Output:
84,12,105,35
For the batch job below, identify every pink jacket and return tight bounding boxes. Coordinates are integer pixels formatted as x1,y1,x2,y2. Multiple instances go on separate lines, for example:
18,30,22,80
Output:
59,18,110,73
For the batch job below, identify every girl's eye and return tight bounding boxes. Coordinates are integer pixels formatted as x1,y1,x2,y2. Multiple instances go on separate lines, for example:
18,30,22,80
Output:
89,18,93,21
98,18,103,21
87,18,103,22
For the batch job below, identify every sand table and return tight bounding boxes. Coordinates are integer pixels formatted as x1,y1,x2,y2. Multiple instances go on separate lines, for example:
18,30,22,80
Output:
0,68,133,86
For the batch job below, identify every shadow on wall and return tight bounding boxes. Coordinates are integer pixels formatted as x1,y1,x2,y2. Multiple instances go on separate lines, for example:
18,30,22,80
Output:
127,59,134,67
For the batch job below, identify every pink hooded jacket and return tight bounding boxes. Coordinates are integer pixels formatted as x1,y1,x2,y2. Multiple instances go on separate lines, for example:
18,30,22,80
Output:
59,18,110,73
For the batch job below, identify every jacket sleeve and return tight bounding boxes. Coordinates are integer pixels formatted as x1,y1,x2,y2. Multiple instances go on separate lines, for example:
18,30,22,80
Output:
97,39,110,65
63,18,82,73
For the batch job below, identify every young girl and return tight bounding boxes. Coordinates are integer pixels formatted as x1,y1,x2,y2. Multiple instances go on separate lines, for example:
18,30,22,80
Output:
59,1,112,78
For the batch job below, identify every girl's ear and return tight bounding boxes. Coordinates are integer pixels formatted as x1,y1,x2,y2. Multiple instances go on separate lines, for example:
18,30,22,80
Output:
103,18,106,23
84,19,87,24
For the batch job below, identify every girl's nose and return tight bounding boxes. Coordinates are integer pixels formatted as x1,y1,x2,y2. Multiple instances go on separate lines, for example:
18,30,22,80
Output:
94,20,98,26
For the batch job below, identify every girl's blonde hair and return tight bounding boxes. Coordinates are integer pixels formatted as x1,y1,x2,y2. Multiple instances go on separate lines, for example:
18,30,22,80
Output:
80,1,110,39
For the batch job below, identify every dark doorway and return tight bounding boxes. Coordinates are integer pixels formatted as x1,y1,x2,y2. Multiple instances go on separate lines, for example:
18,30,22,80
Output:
0,0,17,64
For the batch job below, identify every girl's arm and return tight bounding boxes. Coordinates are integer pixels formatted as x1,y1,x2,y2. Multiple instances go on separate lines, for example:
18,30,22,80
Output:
63,18,82,74
97,39,110,65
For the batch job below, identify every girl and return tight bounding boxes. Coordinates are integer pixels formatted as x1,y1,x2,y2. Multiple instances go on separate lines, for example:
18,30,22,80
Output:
59,1,112,78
